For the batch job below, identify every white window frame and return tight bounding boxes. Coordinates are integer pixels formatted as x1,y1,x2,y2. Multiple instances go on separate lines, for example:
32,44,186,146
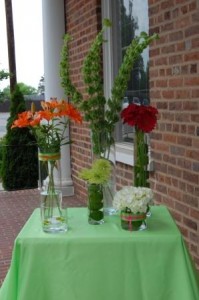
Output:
102,0,154,170
102,0,134,166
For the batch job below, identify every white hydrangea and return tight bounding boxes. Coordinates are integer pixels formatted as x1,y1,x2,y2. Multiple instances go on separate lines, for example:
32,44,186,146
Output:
113,186,153,214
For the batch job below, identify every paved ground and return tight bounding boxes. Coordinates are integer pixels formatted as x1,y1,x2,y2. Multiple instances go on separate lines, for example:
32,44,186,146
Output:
0,188,85,286
0,112,9,138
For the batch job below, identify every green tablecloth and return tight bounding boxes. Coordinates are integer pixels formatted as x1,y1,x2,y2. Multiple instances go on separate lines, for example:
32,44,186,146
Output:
0,206,198,300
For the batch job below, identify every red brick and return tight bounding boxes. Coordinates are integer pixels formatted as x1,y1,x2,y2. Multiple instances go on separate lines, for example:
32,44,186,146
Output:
183,170,199,184
186,149,199,160
175,89,191,99
169,54,183,64
162,90,174,99
177,136,192,146
175,16,191,29
191,114,199,123
190,208,199,220
177,157,192,169
192,37,199,48
183,217,198,231
170,209,182,222
190,231,199,244
169,31,183,41
175,201,189,214
183,101,198,110
185,25,199,37
169,78,183,87
161,0,174,10
168,165,182,178
185,52,199,61
185,77,199,86
163,134,177,143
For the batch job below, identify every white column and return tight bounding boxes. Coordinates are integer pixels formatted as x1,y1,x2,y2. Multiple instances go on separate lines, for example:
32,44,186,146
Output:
42,0,74,196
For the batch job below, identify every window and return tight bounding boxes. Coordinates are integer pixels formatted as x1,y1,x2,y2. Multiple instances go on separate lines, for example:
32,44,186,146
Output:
102,0,150,165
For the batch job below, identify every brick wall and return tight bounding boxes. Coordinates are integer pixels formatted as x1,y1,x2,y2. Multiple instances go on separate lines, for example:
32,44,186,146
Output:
149,0,199,269
65,0,102,202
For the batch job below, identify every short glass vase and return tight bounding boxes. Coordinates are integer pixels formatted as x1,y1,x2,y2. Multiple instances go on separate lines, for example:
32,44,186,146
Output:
120,210,147,231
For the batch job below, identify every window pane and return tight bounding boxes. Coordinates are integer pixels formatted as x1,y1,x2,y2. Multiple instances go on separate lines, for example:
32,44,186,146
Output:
118,0,149,142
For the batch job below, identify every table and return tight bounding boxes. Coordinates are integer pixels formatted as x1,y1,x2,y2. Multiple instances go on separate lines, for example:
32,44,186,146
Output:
0,206,198,300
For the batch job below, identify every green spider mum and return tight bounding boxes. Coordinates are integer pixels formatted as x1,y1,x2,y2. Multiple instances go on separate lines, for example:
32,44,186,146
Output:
79,159,112,184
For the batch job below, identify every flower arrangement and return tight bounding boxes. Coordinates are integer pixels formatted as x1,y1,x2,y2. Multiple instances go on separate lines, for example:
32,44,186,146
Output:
11,98,82,152
79,158,111,184
11,99,82,233
60,19,158,156
121,104,158,187
113,186,153,214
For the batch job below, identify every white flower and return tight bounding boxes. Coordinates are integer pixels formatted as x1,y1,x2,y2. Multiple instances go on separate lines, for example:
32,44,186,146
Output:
113,186,153,214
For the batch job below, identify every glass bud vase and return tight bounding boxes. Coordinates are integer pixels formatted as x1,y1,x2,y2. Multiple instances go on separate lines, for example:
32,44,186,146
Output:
38,151,68,233
120,210,147,231
87,183,104,225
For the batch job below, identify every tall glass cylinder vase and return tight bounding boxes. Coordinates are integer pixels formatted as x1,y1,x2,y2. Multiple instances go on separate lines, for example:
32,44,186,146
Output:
102,143,117,215
134,127,149,188
38,151,68,233
134,127,152,216
91,129,117,216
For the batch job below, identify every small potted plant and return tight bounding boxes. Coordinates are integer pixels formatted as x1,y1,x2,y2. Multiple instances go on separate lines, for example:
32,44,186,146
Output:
113,186,153,231
79,159,111,225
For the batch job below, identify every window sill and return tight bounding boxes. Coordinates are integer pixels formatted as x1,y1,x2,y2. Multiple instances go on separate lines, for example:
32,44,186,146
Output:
115,142,154,171
115,142,134,166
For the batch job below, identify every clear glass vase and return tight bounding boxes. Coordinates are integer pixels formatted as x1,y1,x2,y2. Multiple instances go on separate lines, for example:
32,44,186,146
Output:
38,151,68,233
91,130,117,216
87,183,104,225
134,127,149,187
120,210,147,231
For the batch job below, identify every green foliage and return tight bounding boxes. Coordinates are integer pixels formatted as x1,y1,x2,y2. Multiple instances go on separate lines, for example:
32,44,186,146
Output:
1,84,38,190
60,34,83,105
79,158,111,184
0,69,10,102
60,19,158,155
0,69,10,81
2,82,37,101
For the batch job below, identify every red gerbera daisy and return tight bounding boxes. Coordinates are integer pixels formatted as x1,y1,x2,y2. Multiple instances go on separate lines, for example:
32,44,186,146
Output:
121,104,158,133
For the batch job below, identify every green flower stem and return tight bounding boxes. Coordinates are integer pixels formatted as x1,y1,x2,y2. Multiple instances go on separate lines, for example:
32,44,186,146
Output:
134,127,149,187
40,154,62,218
